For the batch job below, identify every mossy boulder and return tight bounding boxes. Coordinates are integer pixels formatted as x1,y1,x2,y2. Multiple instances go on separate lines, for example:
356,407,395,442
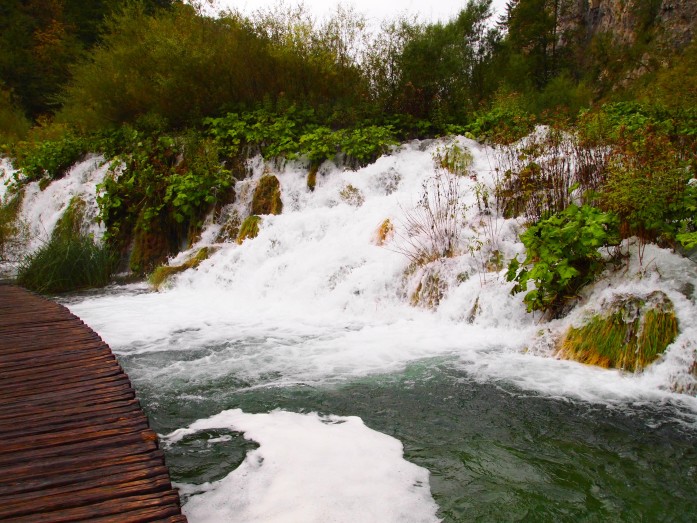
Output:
0,191,26,261
236,215,261,244
129,210,175,275
307,166,318,192
559,291,679,372
149,247,213,289
251,175,282,215
53,196,87,241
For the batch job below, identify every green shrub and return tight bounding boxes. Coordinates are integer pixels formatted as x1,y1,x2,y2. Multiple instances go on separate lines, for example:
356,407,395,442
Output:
16,234,117,294
465,92,536,144
336,125,397,166
507,204,619,317
601,128,694,252
11,132,88,184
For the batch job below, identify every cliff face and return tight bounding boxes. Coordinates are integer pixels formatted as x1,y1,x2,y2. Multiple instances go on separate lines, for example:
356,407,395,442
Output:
563,0,697,50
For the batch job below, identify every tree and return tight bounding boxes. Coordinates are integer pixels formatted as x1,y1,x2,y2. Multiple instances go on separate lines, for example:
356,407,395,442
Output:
395,0,498,120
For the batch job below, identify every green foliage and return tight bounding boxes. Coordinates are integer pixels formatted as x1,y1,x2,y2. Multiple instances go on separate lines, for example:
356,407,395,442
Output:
16,234,117,294
601,128,694,246
507,205,619,316
560,292,678,372
97,129,232,257
10,131,88,184
464,92,536,144
337,125,397,166
206,108,397,167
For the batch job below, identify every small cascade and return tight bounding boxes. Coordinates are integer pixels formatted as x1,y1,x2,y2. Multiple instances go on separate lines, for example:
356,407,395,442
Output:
1,155,109,272
48,136,696,403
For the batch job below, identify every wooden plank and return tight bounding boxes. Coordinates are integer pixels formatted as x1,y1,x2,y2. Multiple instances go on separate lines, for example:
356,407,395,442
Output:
0,448,166,486
0,475,174,519
0,398,141,427
0,416,151,455
0,389,136,418
0,285,186,522
5,490,182,522
0,457,166,496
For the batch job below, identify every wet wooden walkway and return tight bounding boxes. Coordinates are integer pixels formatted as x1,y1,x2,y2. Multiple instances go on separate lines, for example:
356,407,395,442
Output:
0,285,187,522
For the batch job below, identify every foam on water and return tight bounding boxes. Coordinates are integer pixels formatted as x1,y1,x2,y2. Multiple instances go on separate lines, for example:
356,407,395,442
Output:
164,409,440,523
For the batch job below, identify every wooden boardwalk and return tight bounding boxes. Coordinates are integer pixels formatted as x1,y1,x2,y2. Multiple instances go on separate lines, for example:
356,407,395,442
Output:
0,285,187,522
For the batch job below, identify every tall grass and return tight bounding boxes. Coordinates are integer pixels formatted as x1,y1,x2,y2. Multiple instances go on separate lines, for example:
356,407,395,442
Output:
16,235,117,294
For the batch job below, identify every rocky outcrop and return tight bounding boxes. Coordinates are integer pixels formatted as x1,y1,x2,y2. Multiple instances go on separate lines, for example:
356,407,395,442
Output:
562,0,697,50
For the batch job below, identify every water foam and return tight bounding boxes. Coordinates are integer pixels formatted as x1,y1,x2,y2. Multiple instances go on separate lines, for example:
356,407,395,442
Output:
164,409,440,523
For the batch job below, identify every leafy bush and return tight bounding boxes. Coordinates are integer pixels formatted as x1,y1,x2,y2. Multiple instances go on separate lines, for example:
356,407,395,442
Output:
507,205,619,317
600,128,694,256
97,130,232,250
336,125,397,166
11,132,88,184
465,93,536,144
16,234,117,294
206,108,397,167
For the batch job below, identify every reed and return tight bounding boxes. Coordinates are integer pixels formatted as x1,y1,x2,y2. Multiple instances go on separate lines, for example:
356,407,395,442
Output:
16,235,117,294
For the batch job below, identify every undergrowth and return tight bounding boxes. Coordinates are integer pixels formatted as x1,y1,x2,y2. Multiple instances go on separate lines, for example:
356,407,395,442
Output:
16,235,117,294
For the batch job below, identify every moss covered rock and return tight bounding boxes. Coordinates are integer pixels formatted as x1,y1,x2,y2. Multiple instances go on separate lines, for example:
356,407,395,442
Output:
307,166,318,192
129,211,174,275
559,291,679,372
251,175,282,215
53,196,87,240
236,215,261,244
149,247,213,289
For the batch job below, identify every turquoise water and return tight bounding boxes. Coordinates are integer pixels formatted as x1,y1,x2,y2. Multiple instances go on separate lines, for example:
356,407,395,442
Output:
119,347,697,522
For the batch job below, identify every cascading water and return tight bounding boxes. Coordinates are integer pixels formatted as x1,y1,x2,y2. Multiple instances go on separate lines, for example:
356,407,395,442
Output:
7,138,697,521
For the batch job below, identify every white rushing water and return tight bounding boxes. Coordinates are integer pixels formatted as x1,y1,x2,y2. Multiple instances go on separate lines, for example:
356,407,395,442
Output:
7,136,697,520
